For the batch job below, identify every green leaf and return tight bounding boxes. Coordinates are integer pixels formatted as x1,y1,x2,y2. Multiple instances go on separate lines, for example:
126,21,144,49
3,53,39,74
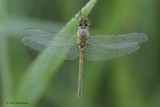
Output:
16,0,97,105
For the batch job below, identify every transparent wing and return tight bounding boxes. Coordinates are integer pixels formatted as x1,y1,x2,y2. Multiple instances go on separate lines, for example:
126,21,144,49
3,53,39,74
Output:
85,33,148,61
22,29,79,60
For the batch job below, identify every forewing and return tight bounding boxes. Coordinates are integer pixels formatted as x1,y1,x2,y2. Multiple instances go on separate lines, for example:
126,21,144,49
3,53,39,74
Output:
22,29,79,60
85,33,147,61
89,32,148,46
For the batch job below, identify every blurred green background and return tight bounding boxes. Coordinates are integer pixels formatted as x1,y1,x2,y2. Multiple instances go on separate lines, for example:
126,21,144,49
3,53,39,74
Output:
0,0,159,107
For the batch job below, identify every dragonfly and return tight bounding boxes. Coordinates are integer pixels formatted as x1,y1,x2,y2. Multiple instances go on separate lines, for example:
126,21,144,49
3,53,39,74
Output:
22,16,148,99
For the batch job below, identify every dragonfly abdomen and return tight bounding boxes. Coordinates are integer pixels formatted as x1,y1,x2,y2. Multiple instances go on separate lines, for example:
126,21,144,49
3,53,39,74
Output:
77,48,84,99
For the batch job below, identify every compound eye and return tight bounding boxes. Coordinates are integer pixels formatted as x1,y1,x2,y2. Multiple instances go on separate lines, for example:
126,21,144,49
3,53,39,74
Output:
84,23,88,26
79,23,82,26
77,21,81,26
85,19,90,26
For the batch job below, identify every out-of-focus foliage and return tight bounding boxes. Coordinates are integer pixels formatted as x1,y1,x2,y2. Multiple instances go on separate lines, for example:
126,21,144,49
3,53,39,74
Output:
0,0,159,107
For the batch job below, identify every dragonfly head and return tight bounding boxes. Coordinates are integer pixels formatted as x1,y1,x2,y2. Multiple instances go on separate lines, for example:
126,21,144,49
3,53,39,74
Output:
77,17,91,29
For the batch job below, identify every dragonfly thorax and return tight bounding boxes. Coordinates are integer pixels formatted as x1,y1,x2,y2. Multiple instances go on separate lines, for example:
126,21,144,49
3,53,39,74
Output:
76,29,89,49
77,36,89,49
77,28,89,37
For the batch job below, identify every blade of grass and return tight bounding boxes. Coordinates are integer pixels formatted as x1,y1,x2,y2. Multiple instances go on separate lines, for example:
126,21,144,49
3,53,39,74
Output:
0,0,13,107
16,0,97,105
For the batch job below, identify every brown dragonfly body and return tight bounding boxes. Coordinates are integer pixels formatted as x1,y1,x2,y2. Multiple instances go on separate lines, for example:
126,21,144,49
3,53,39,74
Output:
76,17,90,99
